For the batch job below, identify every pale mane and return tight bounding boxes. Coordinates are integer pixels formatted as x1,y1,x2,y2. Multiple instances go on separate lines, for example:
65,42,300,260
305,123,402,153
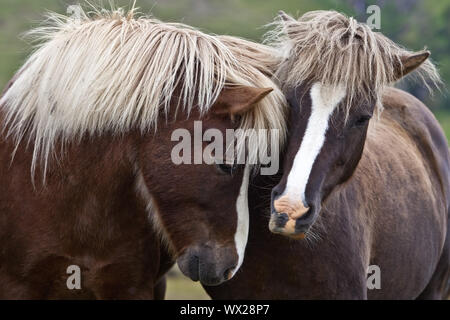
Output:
0,5,287,176
265,10,441,113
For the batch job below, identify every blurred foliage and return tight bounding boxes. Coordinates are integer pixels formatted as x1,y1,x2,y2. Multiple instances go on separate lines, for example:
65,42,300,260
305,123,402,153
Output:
165,267,210,300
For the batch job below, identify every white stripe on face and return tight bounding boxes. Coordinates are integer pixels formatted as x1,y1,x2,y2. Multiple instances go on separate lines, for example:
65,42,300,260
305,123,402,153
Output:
284,83,346,203
231,165,250,277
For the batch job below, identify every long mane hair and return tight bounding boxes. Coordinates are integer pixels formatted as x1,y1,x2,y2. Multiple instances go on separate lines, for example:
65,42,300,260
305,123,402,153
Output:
0,4,287,176
265,10,441,114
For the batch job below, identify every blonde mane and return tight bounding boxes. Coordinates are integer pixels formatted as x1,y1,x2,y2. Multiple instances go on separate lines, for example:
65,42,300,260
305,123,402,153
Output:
265,10,440,113
0,5,287,176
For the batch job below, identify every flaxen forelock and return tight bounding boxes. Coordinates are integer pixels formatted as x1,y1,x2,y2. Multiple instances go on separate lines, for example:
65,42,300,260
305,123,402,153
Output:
265,10,440,114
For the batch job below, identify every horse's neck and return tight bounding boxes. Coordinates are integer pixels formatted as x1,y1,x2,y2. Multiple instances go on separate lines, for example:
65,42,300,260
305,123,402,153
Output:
0,127,145,230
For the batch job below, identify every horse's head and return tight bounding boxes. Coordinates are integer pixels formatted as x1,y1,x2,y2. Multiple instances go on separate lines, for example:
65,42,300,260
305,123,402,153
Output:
0,8,287,285
137,86,273,286
268,11,438,238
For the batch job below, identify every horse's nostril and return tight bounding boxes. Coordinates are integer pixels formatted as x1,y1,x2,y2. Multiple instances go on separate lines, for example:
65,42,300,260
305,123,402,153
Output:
275,212,289,227
188,255,199,281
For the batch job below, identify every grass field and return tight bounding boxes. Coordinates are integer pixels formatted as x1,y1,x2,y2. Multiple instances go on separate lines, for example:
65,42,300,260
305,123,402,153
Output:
434,110,450,140
165,267,210,300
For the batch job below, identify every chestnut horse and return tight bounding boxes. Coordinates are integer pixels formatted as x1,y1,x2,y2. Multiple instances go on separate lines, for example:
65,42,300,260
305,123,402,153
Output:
206,11,449,299
0,7,287,299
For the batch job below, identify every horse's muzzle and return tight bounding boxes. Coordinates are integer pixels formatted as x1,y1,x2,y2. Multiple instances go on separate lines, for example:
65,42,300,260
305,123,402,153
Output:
269,212,308,239
269,196,314,239
176,245,237,286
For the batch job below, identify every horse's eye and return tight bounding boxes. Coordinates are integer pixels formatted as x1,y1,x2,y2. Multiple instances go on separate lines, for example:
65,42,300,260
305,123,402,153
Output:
353,115,372,127
216,163,236,175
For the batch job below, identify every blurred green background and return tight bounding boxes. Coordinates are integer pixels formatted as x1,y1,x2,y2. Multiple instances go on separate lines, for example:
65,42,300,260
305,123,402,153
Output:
0,0,448,299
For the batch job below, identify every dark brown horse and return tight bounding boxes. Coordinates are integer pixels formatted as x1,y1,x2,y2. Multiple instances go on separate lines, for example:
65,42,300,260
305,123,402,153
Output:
0,7,287,299
206,11,449,299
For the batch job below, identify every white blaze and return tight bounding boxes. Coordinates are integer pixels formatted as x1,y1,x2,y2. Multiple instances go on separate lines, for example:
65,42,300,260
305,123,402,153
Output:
284,83,346,203
231,165,250,277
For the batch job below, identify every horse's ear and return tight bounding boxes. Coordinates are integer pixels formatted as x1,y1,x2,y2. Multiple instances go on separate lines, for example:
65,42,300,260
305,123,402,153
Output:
278,10,297,38
212,86,273,116
279,10,296,23
393,51,430,81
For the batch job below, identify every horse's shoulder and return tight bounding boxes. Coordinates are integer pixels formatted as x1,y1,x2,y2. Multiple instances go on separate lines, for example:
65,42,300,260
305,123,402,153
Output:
381,86,450,205
382,87,428,116
381,87,446,147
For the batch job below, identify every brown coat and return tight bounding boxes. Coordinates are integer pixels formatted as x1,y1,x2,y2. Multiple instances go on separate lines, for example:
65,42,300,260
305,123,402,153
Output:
206,88,450,299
